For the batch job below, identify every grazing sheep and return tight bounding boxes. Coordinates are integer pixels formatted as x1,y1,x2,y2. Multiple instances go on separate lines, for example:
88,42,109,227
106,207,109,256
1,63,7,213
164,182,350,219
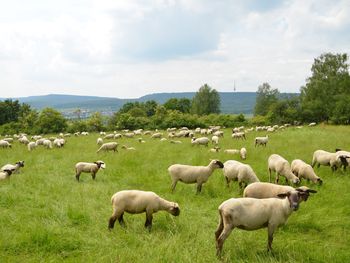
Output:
1,161,25,174
0,169,14,180
19,136,29,145
104,134,115,139
232,132,246,140
43,139,53,149
243,182,317,202
311,150,349,171
240,147,247,160
114,133,122,139
255,135,268,147
170,140,182,144
213,131,224,137
191,137,210,147
168,159,224,193
291,159,322,184
108,190,180,231
224,149,240,155
209,147,220,153
27,142,36,151
160,138,168,142
335,149,350,170
211,135,219,145
308,122,316,127
223,160,259,190
3,138,13,143
151,132,163,139
215,189,312,255
97,142,118,153
75,161,106,181
268,154,300,185
0,140,12,148
121,145,136,150
124,132,135,138
53,138,64,148
97,138,103,145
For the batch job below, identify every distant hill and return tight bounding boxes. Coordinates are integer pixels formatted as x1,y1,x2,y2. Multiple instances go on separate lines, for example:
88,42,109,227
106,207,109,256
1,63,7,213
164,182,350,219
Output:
1,92,299,115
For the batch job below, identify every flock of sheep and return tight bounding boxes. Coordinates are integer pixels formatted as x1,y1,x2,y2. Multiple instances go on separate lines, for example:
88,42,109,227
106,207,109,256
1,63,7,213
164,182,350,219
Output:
1,123,349,257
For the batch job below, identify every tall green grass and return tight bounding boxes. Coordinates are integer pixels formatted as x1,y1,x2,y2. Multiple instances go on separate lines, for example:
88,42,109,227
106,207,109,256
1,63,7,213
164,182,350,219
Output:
1,125,350,262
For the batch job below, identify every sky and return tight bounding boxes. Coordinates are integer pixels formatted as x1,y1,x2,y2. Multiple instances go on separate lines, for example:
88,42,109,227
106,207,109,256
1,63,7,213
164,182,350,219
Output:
0,0,349,98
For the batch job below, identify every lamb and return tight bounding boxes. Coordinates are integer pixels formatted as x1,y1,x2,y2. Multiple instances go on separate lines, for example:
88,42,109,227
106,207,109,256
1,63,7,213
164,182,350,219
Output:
97,142,118,153
168,159,224,193
43,139,53,149
240,147,247,160
27,142,36,151
0,140,12,148
311,150,349,171
1,161,25,174
97,138,103,145
0,169,14,180
255,135,268,147
191,137,209,147
75,160,106,181
223,160,259,190
291,159,322,184
211,135,219,145
53,138,64,148
108,190,180,231
215,189,312,255
268,154,300,185
243,182,317,202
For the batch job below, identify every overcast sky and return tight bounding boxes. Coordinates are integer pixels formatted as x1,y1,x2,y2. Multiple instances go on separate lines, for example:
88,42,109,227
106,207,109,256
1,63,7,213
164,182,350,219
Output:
0,0,349,98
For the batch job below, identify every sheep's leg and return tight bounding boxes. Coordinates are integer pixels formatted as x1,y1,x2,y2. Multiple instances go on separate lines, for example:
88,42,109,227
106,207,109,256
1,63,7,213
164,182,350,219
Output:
91,172,96,180
268,168,272,182
171,180,178,193
225,177,230,188
118,213,125,227
215,213,224,241
196,183,202,194
108,209,121,230
275,173,280,184
75,171,81,181
267,224,276,251
145,212,153,231
216,223,234,256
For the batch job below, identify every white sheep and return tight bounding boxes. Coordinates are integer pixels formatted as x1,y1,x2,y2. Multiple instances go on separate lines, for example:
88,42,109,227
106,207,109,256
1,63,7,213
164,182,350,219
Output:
114,133,122,139
43,139,53,149
53,138,65,148
170,140,182,144
255,135,268,147
191,137,209,147
224,149,240,155
335,149,350,170
108,190,180,231
223,160,259,189
97,138,103,145
211,135,219,145
124,132,135,138
104,134,115,139
215,189,313,255
168,159,224,193
121,145,136,150
27,142,36,151
243,182,317,202
209,147,220,153
232,132,246,140
268,154,300,185
138,138,146,143
19,136,29,145
311,150,349,171
97,142,118,153
291,159,322,184
0,140,12,148
1,161,25,174
240,147,247,160
0,169,14,180
151,132,163,139
75,160,106,181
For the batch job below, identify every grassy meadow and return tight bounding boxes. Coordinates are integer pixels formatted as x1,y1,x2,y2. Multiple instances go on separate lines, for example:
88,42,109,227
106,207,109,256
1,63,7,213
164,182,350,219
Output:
1,125,350,262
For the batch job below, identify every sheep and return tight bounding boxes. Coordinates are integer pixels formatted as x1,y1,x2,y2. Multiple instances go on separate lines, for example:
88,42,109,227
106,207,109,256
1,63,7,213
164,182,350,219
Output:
1,161,25,174
209,147,220,153
27,142,36,151
97,142,118,153
309,122,317,127
211,135,219,145
223,160,259,190
121,145,136,150
213,131,224,137
243,182,317,202
215,189,313,255
0,140,12,148
19,136,29,145
255,135,268,147
240,147,247,160
124,132,135,138
291,159,322,184
114,133,122,139
160,138,168,142
151,132,163,139
43,139,53,149
138,138,146,143
35,138,46,146
191,137,209,147
3,137,13,143
53,138,63,148
232,132,246,140
97,138,103,145
75,160,106,181
0,169,14,180
168,159,224,193
224,149,240,155
311,150,349,171
104,134,115,139
268,154,300,185
335,149,350,170
108,190,180,231
170,140,182,144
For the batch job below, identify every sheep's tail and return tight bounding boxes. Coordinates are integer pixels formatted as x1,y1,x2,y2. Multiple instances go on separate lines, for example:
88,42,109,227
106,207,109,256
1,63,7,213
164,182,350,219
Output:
215,209,224,241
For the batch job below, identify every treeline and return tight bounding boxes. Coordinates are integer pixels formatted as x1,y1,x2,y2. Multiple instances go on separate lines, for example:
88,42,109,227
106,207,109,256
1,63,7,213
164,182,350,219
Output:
253,53,350,125
1,52,349,135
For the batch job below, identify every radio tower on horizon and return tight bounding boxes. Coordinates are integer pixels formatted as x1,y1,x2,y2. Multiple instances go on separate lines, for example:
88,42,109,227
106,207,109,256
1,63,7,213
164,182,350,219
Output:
234,80,236,92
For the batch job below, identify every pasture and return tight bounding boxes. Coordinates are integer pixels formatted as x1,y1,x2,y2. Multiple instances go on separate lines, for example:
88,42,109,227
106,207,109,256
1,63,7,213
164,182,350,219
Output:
1,125,350,262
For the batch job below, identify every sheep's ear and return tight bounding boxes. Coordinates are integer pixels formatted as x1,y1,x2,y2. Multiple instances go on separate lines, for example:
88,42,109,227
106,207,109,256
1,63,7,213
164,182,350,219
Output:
277,193,289,199
307,189,317,193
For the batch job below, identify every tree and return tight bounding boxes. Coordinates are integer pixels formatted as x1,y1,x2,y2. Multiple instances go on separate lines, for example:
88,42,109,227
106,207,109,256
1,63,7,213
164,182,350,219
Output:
254,83,279,116
87,112,105,131
300,53,350,122
164,98,191,113
191,84,220,115
36,108,67,133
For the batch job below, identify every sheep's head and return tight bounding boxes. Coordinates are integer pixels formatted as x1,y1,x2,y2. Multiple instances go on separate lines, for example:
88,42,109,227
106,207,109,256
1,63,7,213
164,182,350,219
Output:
169,203,180,216
95,161,106,169
16,161,25,167
277,191,301,211
295,187,317,202
210,160,224,169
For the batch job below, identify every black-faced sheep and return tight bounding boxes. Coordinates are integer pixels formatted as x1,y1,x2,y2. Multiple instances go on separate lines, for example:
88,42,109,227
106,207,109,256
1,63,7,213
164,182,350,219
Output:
75,161,106,181
1,161,25,174
291,159,322,184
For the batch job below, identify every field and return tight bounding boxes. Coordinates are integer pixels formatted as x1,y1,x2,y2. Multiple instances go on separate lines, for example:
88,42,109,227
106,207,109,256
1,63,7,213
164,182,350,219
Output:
1,125,350,263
